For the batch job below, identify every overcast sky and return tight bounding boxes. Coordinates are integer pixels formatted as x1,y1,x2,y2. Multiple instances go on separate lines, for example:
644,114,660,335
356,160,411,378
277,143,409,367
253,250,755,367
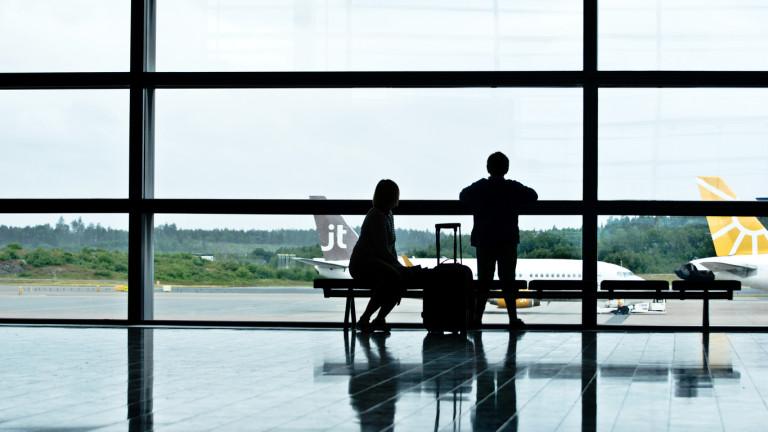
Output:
1,1,767,231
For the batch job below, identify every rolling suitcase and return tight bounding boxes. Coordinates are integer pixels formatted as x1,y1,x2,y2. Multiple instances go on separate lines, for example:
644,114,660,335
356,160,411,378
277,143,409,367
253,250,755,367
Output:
421,223,474,334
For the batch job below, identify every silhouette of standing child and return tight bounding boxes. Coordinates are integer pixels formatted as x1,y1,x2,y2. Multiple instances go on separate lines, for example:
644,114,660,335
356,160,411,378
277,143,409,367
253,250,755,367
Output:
460,152,537,329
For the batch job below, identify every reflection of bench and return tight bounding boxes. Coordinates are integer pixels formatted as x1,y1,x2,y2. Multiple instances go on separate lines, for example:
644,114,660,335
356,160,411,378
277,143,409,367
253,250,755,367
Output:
599,280,741,327
314,279,584,330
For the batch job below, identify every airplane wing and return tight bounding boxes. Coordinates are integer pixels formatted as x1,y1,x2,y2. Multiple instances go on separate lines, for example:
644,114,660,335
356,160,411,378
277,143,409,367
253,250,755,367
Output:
698,261,757,277
292,257,348,269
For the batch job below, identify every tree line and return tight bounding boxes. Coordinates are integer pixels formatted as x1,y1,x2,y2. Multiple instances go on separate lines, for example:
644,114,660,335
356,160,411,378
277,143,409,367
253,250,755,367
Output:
0,216,723,284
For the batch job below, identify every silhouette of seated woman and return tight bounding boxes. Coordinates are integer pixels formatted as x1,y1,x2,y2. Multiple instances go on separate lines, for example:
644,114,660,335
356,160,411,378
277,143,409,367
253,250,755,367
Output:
350,179,405,333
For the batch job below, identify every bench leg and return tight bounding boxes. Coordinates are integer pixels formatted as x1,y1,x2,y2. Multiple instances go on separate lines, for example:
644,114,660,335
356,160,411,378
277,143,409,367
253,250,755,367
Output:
702,298,710,328
350,297,357,328
343,297,350,330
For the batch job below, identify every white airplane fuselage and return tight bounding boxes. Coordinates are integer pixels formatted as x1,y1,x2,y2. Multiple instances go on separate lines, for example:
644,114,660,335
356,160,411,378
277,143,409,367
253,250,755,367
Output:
310,257,641,285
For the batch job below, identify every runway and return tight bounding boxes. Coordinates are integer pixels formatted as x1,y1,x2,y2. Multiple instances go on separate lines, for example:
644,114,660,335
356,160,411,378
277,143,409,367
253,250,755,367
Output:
1,285,767,326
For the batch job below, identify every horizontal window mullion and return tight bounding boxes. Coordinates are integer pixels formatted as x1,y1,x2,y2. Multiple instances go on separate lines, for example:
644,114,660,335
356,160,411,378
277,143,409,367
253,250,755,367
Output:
147,71,586,88
0,199,133,213
596,201,768,216
3,199,767,216
3,71,768,89
0,73,131,89
147,199,584,215
145,71,768,88
597,71,768,87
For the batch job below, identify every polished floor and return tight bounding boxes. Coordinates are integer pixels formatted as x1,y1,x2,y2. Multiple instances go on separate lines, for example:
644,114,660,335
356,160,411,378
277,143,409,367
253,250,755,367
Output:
1,328,768,431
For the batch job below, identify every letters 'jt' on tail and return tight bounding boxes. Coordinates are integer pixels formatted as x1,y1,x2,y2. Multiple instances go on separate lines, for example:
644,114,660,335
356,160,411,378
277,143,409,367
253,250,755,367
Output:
309,196,358,261
697,176,768,257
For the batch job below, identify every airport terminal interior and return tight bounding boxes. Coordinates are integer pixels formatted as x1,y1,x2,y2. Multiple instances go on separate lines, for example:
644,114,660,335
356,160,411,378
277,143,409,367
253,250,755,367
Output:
2,1,768,431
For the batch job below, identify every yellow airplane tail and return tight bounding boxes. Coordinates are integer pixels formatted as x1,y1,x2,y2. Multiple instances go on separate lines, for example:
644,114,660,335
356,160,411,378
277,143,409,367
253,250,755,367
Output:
697,176,768,256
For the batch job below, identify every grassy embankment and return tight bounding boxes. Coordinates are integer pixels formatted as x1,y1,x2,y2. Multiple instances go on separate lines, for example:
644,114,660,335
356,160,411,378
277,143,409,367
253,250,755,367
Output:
0,244,316,287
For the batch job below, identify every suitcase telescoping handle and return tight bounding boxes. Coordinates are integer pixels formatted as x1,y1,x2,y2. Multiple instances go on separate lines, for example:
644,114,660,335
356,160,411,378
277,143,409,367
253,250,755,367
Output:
435,223,462,265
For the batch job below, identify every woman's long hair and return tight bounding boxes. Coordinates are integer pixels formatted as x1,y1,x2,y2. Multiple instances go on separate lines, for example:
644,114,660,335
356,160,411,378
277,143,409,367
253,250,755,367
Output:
373,179,400,211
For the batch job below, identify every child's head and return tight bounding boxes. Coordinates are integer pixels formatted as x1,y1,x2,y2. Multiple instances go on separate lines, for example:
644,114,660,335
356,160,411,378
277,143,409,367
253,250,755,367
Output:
487,152,509,177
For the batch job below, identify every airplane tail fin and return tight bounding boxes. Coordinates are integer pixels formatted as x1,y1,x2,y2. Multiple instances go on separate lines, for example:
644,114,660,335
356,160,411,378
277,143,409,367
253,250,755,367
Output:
696,176,768,256
309,196,359,261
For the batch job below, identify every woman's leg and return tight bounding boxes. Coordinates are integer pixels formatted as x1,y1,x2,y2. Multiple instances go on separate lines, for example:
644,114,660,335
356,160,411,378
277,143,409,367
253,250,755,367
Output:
352,265,380,328
373,296,397,324
359,297,381,327
371,263,403,325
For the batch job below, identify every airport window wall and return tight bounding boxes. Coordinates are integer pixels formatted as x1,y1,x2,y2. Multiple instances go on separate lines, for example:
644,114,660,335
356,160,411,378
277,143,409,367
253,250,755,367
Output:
2,0,767,329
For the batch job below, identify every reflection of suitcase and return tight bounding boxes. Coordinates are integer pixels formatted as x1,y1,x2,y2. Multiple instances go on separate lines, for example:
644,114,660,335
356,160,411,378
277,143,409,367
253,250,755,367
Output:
422,224,474,334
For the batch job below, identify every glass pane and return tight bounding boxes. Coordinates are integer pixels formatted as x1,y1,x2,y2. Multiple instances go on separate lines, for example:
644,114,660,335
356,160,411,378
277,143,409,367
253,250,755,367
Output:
152,214,579,324
0,214,128,319
518,215,583,325
0,90,129,198
156,88,582,199
0,0,130,72
598,215,768,327
156,0,582,71
599,89,768,200
599,0,768,70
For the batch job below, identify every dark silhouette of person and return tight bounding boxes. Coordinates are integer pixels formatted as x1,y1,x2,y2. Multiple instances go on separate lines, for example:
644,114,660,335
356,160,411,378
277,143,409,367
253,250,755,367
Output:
350,179,405,333
460,152,537,329
348,333,399,431
421,333,475,426
471,332,522,431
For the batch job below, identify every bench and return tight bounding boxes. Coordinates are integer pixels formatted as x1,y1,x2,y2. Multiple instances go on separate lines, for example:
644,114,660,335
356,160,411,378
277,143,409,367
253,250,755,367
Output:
599,280,741,327
315,278,741,329
314,278,583,329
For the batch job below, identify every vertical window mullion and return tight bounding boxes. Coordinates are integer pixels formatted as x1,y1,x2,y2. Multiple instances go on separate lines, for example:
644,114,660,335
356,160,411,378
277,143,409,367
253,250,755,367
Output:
128,0,156,323
582,0,598,328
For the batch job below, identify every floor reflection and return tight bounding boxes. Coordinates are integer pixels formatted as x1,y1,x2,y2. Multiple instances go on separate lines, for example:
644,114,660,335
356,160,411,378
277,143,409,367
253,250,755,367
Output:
325,332,743,431
348,333,400,431
471,332,521,431
127,328,153,432
0,328,761,431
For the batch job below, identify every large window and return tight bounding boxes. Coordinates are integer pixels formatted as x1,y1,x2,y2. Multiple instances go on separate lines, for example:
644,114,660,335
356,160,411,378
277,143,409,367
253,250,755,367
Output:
156,0,582,71
599,0,768,70
150,214,581,323
598,215,768,327
0,91,129,198
156,88,582,199
0,0,130,72
2,1,767,328
599,89,768,200
0,214,128,320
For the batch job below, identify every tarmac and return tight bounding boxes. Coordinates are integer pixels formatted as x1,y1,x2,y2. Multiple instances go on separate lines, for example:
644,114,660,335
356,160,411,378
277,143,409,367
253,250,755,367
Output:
1,284,767,326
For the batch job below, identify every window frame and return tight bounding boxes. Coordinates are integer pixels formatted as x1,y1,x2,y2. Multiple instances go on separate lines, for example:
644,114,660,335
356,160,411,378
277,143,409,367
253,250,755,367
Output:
1,0,767,330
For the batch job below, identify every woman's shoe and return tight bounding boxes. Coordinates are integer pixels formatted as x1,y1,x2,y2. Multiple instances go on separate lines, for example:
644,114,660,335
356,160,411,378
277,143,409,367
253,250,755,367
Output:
356,320,373,333
508,318,525,330
371,319,391,333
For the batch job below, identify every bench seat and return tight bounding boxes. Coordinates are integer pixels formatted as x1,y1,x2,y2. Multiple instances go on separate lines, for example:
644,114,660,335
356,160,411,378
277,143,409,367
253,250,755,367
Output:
314,278,741,329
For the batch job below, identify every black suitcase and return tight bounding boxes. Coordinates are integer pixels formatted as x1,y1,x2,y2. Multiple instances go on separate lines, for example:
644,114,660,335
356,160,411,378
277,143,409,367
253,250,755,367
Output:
421,223,474,334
